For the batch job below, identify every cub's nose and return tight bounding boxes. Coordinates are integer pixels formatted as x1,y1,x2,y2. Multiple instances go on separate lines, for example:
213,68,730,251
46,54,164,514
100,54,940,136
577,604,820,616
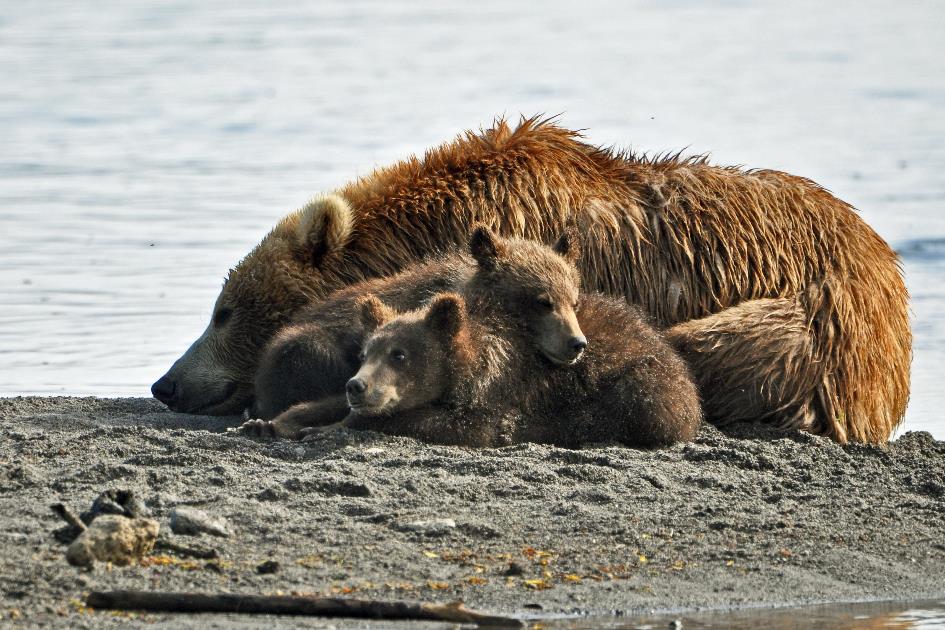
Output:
569,336,588,353
151,375,177,406
346,377,367,398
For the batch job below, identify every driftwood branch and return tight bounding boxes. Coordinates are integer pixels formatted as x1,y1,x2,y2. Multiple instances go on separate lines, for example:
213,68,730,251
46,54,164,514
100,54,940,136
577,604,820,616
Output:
86,591,522,627
50,503,87,532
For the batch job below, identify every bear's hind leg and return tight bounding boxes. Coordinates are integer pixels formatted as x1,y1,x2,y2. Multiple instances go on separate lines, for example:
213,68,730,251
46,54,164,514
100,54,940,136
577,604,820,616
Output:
665,295,823,433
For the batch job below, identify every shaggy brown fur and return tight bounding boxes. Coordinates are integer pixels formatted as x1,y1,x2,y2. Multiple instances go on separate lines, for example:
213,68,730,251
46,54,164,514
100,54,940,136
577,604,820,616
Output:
243,227,583,439
155,117,910,443
518,295,702,448
338,292,700,449
335,294,520,446
340,293,516,447
250,255,471,423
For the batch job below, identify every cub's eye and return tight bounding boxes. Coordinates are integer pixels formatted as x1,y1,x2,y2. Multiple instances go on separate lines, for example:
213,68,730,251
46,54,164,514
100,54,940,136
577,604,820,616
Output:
357,350,366,363
572,300,579,309
213,307,232,328
537,297,553,309
390,349,406,362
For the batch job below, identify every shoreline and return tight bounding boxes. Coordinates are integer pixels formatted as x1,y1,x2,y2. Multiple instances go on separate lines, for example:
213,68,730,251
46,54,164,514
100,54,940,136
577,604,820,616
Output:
2,396,944,626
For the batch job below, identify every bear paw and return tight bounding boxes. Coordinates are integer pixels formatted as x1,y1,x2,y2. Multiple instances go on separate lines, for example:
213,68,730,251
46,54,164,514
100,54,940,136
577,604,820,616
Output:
238,418,280,438
299,422,345,441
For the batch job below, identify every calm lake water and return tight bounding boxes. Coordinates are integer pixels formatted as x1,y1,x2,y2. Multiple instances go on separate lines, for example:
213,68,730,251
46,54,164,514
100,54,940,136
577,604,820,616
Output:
1,1,943,437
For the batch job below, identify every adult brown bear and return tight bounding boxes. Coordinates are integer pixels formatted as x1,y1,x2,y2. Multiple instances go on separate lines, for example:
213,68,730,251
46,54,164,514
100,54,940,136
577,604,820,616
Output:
152,117,910,444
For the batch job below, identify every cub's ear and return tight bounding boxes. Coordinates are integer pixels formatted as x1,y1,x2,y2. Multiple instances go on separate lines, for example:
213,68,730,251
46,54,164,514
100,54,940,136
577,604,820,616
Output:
469,224,507,270
294,194,354,267
424,293,467,339
357,295,396,334
552,222,580,264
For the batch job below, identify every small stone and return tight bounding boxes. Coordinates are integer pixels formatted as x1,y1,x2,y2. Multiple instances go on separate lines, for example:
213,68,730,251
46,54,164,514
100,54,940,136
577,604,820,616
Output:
504,562,525,576
256,560,280,574
402,518,456,535
669,620,683,629
66,515,159,567
169,507,232,538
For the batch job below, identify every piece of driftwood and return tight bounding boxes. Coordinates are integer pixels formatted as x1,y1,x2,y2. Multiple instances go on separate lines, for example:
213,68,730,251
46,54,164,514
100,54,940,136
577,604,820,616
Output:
50,503,87,532
86,591,523,627
50,502,89,544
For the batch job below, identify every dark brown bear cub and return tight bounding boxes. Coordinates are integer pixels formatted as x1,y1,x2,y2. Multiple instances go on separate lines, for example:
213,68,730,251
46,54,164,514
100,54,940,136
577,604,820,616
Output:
338,290,701,448
521,294,702,447
337,293,516,446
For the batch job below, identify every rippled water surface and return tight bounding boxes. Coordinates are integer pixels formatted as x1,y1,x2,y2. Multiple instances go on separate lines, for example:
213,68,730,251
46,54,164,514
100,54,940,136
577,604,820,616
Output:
545,598,945,629
1,1,943,437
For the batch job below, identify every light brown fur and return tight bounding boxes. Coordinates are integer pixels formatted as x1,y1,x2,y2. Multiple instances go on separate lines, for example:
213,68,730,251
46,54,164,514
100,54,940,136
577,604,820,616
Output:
155,117,910,443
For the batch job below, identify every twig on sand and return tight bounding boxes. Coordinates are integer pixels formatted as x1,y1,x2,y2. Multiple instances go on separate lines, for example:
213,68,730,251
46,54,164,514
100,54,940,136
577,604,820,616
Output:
50,503,87,532
86,591,523,627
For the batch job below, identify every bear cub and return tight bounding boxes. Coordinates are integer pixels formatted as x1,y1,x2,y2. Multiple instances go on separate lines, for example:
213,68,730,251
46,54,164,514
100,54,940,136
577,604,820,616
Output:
336,288,702,448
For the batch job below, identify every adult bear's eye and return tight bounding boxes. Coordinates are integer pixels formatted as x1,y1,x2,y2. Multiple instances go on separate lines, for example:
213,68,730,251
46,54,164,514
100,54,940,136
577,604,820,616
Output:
358,350,366,363
537,297,553,309
391,350,406,363
213,307,232,328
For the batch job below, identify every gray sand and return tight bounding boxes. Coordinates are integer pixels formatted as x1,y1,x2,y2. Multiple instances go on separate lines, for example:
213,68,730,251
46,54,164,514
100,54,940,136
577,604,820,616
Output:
2,396,944,627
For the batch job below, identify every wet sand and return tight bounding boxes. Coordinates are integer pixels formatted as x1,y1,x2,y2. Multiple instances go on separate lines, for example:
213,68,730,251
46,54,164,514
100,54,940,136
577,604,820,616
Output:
2,396,944,627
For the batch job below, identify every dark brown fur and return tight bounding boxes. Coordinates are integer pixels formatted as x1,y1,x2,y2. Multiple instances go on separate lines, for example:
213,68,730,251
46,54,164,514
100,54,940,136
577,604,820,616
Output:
157,117,909,443
251,256,471,421
342,293,701,448
340,294,516,447
517,295,701,448
244,228,582,439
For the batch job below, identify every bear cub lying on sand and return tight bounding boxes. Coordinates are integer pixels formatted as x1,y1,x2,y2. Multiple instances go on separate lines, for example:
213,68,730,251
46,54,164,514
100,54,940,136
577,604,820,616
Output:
331,287,701,448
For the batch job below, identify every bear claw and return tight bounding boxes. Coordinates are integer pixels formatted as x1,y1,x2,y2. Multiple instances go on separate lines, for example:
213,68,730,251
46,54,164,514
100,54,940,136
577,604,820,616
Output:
299,422,345,441
238,418,278,438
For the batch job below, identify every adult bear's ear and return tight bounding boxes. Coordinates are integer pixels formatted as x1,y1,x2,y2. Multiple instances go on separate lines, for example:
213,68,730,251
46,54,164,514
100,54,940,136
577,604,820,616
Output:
294,194,354,267
552,222,580,264
469,224,506,270
357,295,395,334
424,293,466,340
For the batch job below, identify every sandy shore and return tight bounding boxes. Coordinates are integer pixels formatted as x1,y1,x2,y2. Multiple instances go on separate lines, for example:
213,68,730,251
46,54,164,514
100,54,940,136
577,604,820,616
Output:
2,396,944,627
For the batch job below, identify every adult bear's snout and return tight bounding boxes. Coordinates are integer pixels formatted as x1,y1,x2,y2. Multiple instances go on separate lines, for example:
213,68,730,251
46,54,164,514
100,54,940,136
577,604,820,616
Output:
151,375,177,406
569,335,588,353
